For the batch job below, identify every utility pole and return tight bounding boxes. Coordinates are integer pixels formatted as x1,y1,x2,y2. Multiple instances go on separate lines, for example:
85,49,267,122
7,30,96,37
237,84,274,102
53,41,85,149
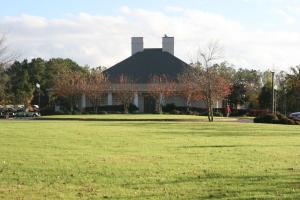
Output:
271,71,275,114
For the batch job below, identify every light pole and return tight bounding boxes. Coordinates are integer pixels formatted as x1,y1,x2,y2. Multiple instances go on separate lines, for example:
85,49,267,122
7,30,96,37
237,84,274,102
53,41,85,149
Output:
283,87,287,116
271,71,275,114
36,83,41,111
274,85,278,114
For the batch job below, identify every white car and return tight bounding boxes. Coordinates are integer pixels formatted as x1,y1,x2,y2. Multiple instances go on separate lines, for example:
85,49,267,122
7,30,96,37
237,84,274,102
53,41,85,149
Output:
289,112,300,120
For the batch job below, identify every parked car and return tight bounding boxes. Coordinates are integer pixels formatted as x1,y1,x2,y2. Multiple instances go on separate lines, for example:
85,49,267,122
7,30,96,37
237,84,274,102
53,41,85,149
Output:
16,111,40,118
289,112,300,121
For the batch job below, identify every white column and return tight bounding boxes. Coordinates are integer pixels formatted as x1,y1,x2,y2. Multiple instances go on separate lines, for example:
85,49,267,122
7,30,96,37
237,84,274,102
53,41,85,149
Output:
134,92,139,107
159,93,163,105
55,105,60,112
108,92,112,106
81,95,86,109
158,93,164,113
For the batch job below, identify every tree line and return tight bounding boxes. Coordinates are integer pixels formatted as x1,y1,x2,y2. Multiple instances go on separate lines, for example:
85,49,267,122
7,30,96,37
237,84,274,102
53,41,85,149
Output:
0,37,299,119
0,57,299,113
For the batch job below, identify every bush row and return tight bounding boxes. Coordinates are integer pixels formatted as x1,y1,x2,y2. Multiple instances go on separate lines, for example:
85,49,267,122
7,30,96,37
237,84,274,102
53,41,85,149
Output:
163,104,274,117
40,104,139,116
163,104,225,116
254,113,300,125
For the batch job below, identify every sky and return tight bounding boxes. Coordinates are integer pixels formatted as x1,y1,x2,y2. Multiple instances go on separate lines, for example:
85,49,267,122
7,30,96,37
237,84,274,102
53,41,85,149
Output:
1,0,300,71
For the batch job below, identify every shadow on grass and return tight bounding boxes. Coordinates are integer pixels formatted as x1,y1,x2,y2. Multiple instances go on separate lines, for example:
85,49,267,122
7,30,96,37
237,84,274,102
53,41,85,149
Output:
112,173,300,199
181,144,300,148
87,122,300,137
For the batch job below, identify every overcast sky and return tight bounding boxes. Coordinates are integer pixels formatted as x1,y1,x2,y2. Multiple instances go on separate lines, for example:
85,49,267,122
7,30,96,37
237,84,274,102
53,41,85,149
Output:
1,0,300,71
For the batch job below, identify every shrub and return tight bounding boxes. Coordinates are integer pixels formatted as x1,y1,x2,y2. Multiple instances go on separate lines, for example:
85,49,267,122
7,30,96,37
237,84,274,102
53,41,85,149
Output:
170,109,181,115
276,113,292,125
254,113,278,124
191,111,200,116
254,112,300,125
276,113,286,120
287,119,296,125
128,104,139,113
40,106,55,116
199,111,208,116
214,112,224,117
54,111,66,115
84,104,138,114
186,110,199,115
72,111,82,115
249,109,270,117
163,104,177,113
230,109,248,117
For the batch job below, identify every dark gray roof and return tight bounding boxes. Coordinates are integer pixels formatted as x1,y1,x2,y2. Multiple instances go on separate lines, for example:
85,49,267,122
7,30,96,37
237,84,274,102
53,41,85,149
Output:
104,48,192,83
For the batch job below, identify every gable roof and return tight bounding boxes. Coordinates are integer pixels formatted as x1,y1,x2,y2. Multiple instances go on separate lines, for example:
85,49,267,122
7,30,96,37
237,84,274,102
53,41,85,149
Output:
104,48,192,83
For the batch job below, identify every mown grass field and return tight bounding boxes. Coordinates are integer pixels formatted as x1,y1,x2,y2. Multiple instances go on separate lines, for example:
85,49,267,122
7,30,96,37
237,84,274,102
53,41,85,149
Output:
0,115,300,199
41,114,226,120
42,114,204,119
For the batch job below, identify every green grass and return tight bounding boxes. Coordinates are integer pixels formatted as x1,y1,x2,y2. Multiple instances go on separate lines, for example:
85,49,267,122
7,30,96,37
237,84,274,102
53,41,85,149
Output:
42,114,208,119
0,117,299,199
41,114,242,121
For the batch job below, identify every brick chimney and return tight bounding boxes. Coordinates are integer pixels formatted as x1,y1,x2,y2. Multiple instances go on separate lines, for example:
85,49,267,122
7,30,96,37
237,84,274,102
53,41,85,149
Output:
162,35,174,55
131,37,143,55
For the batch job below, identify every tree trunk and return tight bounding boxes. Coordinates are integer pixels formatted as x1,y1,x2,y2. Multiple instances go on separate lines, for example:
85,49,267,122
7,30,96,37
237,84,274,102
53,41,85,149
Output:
70,96,74,113
159,103,162,114
155,95,162,114
156,100,161,114
186,95,191,112
207,96,214,122
210,106,214,122
207,70,214,122
208,105,212,122
124,103,129,114
159,93,163,114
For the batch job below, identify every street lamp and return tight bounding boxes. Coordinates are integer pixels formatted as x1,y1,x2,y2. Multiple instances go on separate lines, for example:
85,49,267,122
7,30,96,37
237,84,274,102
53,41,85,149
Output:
274,85,278,114
36,83,41,111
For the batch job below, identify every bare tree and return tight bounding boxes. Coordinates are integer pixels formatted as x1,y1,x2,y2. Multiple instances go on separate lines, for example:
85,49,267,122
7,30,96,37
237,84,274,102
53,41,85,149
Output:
0,34,15,105
196,41,230,122
114,75,137,113
177,69,203,111
83,69,109,112
147,74,176,114
0,34,15,68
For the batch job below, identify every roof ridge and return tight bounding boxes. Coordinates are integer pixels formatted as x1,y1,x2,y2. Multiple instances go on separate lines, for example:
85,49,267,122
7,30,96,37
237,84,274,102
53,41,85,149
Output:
143,48,162,50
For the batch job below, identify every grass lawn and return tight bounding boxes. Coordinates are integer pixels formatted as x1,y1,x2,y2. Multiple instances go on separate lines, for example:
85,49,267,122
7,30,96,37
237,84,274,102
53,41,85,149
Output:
0,117,300,199
40,114,242,121
41,114,210,119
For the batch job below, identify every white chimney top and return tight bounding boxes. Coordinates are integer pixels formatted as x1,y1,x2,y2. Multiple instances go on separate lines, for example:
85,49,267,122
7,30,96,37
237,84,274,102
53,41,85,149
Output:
131,37,143,55
162,35,174,55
